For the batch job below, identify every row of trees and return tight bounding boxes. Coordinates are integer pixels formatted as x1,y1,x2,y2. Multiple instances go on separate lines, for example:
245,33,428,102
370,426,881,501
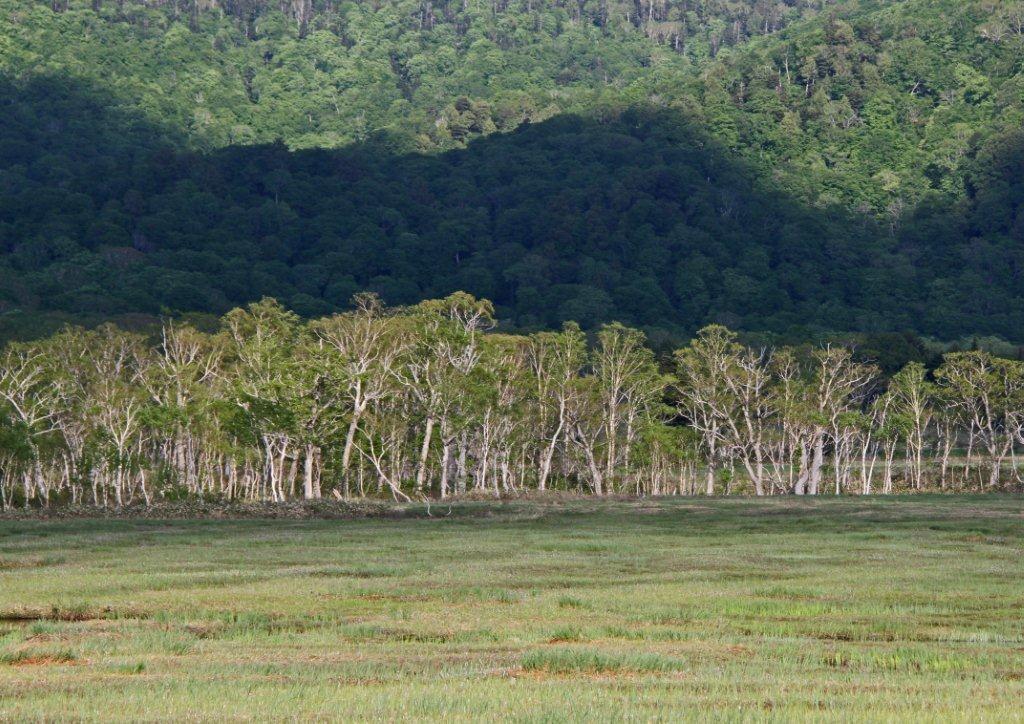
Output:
679,328,1024,496
1,293,1022,508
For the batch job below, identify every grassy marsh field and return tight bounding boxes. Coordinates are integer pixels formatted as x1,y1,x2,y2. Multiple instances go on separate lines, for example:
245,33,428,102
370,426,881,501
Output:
1,497,1023,720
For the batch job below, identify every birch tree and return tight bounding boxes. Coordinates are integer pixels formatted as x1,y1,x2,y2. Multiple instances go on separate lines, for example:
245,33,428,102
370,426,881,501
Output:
223,298,302,502
889,362,933,490
526,322,586,491
936,352,1024,488
675,326,736,495
0,341,63,506
311,293,408,497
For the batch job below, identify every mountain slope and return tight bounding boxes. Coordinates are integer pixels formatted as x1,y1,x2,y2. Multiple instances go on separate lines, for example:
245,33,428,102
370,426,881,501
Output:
0,0,1022,342
1,0,844,150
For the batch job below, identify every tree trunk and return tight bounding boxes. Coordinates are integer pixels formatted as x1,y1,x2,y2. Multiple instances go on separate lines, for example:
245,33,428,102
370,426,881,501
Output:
340,410,361,498
303,444,317,499
415,416,434,492
538,405,565,491
794,442,808,495
440,442,451,498
808,433,824,495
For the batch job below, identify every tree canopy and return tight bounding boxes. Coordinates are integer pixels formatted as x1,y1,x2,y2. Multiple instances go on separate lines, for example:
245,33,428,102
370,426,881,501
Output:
0,0,1022,343
2,294,1022,507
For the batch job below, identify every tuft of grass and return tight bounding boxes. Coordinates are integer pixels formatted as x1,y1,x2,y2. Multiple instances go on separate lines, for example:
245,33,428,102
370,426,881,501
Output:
0,555,65,570
556,596,589,609
111,661,147,675
49,602,91,622
492,589,521,604
822,648,975,674
521,648,686,674
307,564,401,578
546,626,585,643
1,648,77,666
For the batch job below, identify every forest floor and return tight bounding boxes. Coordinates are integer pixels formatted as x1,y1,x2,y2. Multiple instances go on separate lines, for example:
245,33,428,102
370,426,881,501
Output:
0,496,1022,720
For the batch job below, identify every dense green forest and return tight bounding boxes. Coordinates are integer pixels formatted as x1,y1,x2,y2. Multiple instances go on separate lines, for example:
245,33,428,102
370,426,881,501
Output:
0,0,1022,343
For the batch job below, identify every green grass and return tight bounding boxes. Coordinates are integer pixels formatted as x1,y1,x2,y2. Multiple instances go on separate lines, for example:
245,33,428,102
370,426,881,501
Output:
0,496,1022,720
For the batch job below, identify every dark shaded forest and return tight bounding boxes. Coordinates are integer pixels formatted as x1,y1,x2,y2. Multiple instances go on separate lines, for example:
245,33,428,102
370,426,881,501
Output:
2,73,1022,347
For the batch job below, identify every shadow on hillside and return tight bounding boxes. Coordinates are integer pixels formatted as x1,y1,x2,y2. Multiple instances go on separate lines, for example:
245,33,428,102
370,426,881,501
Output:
1,74,1021,346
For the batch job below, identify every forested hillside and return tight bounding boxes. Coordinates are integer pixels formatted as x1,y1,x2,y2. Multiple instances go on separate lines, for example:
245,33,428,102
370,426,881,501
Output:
1,0,1022,342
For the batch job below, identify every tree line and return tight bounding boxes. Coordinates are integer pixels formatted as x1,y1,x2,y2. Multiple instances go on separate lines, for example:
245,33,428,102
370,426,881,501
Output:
1,292,1022,508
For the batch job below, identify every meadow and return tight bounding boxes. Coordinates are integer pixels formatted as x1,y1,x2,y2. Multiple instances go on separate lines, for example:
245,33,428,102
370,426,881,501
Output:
0,497,1022,721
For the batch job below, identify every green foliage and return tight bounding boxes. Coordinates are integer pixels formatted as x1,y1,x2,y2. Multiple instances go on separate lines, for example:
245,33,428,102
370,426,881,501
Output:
0,292,1018,507
0,0,1022,342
